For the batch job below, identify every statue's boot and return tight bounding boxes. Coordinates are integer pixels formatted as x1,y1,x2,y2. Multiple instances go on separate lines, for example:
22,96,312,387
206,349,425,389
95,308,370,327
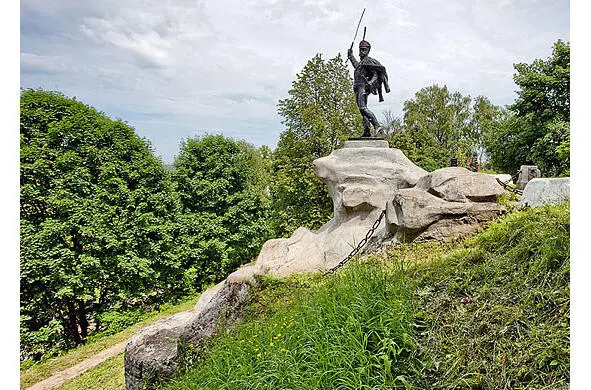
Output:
361,117,372,137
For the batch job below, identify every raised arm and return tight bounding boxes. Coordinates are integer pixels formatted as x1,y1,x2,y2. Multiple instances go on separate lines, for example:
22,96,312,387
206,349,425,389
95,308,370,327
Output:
347,48,359,67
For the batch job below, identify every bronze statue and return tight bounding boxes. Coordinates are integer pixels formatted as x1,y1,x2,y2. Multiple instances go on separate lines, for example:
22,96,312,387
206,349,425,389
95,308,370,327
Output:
347,32,390,137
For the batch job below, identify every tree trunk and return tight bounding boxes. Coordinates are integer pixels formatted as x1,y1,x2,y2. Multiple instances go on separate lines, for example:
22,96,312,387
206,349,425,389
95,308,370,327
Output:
77,301,89,341
64,299,82,345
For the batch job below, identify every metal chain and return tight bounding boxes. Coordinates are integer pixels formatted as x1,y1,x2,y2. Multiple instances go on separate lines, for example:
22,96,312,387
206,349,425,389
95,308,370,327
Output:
324,209,387,275
326,169,522,275
496,170,523,196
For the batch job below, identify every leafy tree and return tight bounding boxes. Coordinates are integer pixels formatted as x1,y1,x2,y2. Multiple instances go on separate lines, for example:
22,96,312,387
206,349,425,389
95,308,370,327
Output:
484,40,570,175
171,135,272,288
20,90,181,359
386,84,498,171
271,54,361,236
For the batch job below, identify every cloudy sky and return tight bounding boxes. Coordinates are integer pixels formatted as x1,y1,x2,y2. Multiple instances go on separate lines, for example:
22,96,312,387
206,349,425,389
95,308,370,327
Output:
20,0,569,163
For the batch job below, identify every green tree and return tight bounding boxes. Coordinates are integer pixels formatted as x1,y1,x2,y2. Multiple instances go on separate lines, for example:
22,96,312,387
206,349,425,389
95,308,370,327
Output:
271,54,361,236
171,135,272,288
386,84,497,171
20,90,181,359
484,40,570,175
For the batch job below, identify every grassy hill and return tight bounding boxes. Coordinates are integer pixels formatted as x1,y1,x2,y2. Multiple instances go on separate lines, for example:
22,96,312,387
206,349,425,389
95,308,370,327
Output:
165,204,569,389
23,204,569,389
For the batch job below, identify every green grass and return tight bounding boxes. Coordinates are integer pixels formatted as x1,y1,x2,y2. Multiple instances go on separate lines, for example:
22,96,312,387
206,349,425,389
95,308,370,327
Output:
59,353,125,390
165,204,570,389
404,204,570,389
20,294,201,389
170,260,416,389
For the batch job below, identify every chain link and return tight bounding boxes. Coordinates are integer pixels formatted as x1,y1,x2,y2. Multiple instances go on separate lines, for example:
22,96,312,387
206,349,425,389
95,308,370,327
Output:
324,209,387,275
496,170,523,196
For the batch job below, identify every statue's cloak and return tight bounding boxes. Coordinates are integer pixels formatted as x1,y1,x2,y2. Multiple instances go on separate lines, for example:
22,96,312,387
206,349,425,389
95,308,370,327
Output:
359,57,391,102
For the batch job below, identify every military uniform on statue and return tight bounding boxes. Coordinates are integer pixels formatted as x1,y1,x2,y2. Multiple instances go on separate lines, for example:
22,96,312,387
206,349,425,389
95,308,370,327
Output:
347,29,390,138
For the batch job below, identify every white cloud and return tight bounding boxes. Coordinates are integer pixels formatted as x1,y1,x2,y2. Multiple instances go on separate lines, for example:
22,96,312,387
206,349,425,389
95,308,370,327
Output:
20,0,569,163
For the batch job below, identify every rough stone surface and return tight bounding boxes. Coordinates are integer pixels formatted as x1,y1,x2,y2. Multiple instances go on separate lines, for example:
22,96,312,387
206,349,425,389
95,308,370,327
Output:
386,187,505,242
253,140,428,277
516,165,541,190
124,264,260,390
520,178,570,208
343,139,389,148
489,173,513,185
414,167,505,203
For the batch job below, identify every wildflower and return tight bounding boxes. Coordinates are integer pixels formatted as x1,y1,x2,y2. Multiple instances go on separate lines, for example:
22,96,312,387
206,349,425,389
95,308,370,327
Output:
257,353,262,358
270,341,274,347
461,297,472,304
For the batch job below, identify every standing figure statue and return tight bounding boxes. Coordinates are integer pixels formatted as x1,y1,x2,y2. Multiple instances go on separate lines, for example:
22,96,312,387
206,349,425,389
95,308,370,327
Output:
347,39,390,137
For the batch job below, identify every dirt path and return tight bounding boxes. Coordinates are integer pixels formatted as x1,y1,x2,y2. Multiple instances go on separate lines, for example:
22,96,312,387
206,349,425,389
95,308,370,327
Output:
24,340,129,390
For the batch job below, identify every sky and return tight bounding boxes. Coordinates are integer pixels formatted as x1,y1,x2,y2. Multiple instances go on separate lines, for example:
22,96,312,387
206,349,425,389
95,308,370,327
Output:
20,0,570,164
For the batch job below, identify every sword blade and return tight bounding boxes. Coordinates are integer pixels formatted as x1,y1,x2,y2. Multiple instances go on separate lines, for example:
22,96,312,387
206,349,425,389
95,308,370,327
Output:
350,8,366,49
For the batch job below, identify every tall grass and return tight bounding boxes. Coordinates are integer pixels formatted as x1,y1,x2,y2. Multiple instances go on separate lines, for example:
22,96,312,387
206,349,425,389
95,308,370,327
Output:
169,260,417,389
166,204,569,389
406,204,570,389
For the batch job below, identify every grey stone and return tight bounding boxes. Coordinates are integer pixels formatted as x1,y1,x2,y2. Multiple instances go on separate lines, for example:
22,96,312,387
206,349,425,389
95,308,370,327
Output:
488,173,513,185
252,141,428,277
520,177,570,208
415,167,506,203
516,165,541,190
386,187,505,242
343,139,389,148
124,264,260,390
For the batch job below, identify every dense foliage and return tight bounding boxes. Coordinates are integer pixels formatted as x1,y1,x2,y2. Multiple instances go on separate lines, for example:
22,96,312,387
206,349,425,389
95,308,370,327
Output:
20,90,181,360
386,85,501,171
270,54,361,236
20,91,271,362
484,40,570,176
171,135,272,289
166,204,570,389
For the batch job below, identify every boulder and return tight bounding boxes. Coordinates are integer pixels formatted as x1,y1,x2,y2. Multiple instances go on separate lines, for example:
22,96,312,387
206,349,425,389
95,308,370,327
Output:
313,140,427,220
124,264,260,390
414,167,505,203
253,139,428,276
520,177,570,208
387,187,505,242
516,165,541,190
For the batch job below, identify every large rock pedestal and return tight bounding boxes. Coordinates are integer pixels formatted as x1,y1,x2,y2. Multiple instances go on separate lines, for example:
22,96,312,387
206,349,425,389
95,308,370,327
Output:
124,141,506,389
254,139,427,276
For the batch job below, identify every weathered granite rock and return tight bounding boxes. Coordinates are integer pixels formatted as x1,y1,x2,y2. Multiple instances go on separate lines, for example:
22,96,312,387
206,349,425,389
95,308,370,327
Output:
253,140,428,276
124,264,260,390
386,187,505,242
414,167,505,203
520,177,570,208
488,173,513,185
